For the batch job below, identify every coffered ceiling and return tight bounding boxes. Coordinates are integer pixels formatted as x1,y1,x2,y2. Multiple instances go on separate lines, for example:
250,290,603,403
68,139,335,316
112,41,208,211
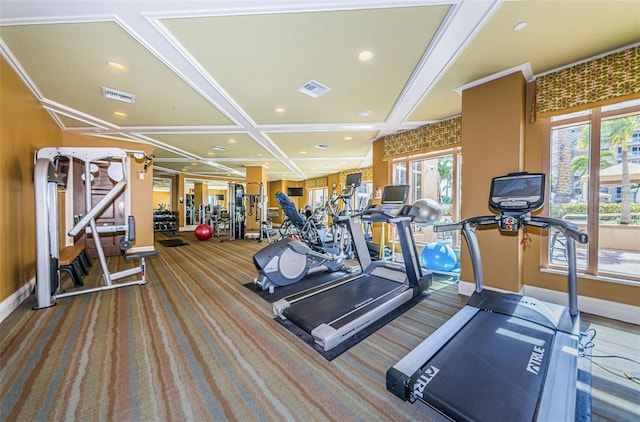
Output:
1,1,638,181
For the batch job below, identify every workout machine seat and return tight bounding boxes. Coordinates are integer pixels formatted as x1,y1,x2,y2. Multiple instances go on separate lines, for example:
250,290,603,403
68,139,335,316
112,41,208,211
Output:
59,245,87,287
124,250,160,261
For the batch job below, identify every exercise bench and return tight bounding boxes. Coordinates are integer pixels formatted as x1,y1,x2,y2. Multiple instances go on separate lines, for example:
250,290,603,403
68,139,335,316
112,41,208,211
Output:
59,244,88,287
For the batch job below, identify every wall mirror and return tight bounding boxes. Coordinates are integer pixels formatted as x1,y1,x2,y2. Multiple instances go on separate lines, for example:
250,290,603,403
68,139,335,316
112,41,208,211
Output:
184,179,228,228
152,177,172,210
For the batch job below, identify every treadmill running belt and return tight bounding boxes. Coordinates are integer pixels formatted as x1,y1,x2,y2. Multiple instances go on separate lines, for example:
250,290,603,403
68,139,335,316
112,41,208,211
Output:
283,275,403,334
414,311,555,422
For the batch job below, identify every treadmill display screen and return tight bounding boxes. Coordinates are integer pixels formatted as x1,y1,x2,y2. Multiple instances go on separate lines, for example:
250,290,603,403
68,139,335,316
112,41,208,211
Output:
489,173,545,212
345,172,362,187
382,185,410,204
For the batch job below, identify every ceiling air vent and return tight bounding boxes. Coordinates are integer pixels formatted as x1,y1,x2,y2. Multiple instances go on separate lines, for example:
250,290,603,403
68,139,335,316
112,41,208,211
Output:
298,80,330,98
101,87,135,104
315,144,331,150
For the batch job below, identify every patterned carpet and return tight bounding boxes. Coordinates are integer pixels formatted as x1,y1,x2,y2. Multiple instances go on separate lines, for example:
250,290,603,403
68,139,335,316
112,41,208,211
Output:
1,233,639,421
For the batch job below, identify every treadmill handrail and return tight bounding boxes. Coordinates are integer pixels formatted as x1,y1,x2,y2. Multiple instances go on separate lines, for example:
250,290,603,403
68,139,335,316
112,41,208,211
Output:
433,213,588,316
336,206,413,224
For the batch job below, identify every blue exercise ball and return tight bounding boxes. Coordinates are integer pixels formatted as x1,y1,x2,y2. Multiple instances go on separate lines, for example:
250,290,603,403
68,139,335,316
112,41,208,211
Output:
421,241,457,271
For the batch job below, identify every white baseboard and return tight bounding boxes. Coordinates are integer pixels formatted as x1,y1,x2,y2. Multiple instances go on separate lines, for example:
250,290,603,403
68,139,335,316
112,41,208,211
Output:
457,280,639,325
0,278,35,324
524,285,640,325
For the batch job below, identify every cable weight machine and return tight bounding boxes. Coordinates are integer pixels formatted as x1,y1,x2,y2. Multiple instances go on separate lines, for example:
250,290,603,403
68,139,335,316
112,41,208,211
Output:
33,147,159,309
222,182,270,242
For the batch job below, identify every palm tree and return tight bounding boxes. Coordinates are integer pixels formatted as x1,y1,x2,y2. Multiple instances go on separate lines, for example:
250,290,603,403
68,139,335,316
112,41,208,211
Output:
553,127,575,203
602,115,640,224
437,156,453,203
571,152,615,178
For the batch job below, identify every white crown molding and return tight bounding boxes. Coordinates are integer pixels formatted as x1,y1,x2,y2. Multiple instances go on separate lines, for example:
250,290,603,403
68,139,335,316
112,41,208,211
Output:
454,62,534,95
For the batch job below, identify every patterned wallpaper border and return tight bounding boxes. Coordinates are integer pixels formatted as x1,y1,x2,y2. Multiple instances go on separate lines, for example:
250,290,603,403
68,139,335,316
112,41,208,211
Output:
535,45,640,117
304,176,327,189
382,116,462,158
339,167,372,186
303,167,373,189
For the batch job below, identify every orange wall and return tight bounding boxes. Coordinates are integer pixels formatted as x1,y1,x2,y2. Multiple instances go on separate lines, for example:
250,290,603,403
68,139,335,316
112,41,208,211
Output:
371,137,389,242
460,71,526,292
153,191,171,209
0,56,61,301
245,166,267,230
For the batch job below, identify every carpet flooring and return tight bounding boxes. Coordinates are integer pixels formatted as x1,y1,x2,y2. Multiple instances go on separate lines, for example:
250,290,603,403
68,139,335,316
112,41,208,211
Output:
1,233,639,421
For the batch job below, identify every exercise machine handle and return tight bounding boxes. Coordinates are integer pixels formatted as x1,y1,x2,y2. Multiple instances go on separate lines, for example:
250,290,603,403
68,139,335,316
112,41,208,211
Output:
353,205,414,224
433,215,499,234
527,216,588,244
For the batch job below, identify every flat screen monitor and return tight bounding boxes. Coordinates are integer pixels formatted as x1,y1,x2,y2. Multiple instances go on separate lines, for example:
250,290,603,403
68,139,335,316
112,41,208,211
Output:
381,185,410,204
215,194,225,200
489,172,545,212
287,187,304,197
345,172,362,188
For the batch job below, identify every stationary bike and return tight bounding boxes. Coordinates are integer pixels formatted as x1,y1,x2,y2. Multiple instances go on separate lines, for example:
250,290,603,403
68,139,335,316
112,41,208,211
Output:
253,185,356,292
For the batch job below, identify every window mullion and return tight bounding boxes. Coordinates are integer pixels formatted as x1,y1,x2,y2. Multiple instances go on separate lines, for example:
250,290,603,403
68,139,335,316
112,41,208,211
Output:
587,109,601,275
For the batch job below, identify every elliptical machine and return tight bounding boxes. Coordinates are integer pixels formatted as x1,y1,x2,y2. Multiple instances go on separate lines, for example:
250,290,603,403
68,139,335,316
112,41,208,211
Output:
253,176,362,292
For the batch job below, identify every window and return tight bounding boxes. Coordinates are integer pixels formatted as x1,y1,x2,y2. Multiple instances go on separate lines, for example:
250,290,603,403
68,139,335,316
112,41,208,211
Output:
547,99,640,282
391,148,461,247
307,187,328,224
355,182,373,211
308,188,327,210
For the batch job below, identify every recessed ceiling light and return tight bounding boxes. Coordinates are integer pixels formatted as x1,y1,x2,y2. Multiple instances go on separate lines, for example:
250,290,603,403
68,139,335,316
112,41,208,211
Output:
113,111,127,118
300,151,306,154
191,162,198,166
358,51,373,61
211,145,228,151
106,61,127,72
359,110,372,117
228,138,237,143
514,22,527,31
207,152,215,156
256,153,262,156
315,144,331,150
344,136,352,141
275,107,286,114
173,107,181,112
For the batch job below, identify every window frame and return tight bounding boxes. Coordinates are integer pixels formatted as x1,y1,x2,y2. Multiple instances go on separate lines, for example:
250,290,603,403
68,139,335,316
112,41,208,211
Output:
543,100,640,282
390,147,462,248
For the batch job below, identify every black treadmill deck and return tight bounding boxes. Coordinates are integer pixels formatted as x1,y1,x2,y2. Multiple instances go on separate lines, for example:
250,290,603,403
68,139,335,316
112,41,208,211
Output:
413,311,555,422
283,274,406,334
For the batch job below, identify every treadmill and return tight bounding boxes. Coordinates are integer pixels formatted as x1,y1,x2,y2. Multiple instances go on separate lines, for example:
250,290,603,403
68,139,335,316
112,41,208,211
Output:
273,185,432,352
386,172,589,421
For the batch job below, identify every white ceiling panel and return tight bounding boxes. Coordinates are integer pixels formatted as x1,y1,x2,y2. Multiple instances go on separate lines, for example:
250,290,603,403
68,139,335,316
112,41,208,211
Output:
1,0,637,181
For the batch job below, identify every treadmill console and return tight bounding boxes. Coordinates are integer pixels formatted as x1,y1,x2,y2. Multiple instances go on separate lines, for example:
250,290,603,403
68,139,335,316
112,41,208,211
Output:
379,185,410,216
489,172,545,232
